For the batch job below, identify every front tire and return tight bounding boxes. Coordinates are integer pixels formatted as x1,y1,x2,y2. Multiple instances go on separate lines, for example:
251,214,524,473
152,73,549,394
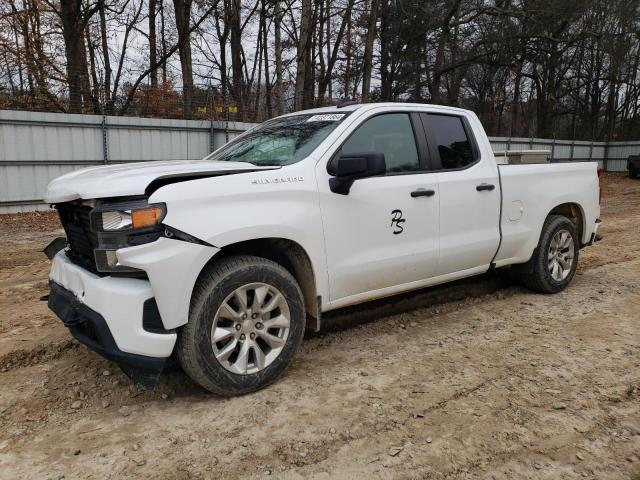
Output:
630,165,638,178
521,215,579,293
177,255,305,395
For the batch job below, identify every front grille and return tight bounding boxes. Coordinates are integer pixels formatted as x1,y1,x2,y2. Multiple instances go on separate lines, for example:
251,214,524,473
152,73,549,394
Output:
57,203,99,273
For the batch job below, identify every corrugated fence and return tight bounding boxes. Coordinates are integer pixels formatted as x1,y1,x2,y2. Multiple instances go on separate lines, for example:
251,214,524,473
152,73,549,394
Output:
489,137,638,172
0,110,253,213
1,109,638,213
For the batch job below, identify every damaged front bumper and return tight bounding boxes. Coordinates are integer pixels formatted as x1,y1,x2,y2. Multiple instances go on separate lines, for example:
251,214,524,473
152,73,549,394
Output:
47,250,177,388
48,281,168,387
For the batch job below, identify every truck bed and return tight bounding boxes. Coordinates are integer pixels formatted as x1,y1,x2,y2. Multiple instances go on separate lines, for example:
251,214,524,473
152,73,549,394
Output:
493,161,600,267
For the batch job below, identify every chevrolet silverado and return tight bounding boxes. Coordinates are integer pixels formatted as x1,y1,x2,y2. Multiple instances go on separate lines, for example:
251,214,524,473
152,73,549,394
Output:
43,103,602,395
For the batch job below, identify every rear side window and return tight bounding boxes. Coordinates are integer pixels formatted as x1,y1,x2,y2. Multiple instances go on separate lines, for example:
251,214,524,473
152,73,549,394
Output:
423,114,475,170
341,113,420,173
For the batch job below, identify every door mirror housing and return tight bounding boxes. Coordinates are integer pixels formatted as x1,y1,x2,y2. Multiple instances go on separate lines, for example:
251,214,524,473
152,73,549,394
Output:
328,152,386,195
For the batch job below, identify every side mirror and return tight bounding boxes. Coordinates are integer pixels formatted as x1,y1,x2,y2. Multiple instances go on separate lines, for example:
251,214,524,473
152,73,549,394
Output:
328,152,386,195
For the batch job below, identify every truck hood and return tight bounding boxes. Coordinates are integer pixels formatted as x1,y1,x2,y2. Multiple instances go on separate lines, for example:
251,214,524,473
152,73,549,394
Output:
45,160,277,203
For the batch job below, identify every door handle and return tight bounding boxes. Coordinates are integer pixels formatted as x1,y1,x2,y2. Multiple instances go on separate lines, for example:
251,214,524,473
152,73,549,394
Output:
411,189,435,198
476,183,495,192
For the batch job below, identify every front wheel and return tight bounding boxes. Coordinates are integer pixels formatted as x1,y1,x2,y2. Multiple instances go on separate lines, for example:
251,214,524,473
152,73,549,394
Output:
630,165,638,178
177,255,305,395
521,215,579,293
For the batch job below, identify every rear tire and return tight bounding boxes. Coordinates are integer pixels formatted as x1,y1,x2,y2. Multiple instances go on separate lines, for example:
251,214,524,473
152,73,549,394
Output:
521,215,579,293
630,165,638,178
177,255,305,396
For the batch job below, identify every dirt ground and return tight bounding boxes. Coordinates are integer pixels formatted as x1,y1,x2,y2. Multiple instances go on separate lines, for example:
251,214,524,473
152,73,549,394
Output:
0,174,638,480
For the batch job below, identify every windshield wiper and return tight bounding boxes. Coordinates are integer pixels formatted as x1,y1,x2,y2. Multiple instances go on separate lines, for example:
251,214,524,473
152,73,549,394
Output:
251,160,287,167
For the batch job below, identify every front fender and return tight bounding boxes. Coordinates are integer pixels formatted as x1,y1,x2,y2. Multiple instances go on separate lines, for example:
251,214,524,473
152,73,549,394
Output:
117,238,220,329
148,170,330,304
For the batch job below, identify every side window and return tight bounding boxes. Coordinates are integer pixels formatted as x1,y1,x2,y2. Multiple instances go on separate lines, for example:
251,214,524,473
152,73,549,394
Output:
424,114,475,170
342,113,421,173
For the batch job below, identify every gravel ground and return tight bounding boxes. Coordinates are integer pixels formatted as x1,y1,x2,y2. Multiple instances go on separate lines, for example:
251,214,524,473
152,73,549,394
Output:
0,173,638,480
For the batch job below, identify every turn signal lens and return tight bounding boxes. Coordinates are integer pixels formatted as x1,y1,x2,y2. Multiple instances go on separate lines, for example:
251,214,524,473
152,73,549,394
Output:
131,206,164,229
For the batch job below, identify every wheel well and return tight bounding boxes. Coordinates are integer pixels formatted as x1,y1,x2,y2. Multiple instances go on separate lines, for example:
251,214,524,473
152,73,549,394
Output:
549,203,584,242
214,238,320,331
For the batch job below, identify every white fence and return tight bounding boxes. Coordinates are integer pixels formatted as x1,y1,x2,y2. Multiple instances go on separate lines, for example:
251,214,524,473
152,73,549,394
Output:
0,109,637,213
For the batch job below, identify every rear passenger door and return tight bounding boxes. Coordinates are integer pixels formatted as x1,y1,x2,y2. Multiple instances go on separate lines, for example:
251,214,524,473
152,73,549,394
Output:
420,113,501,276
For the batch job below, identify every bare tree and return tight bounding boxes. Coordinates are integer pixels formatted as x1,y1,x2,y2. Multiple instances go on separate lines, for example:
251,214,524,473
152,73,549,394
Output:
55,0,99,112
0,0,638,140
294,0,313,109
173,0,194,115
361,0,379,101
149,0,158,87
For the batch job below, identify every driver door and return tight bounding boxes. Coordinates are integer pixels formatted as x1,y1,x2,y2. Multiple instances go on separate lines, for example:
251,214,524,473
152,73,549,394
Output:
316,112,440,307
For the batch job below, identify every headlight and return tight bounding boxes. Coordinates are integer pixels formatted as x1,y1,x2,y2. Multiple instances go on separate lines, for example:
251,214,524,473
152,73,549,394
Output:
89,200,166,273
101,210,132,230
92,202,166,232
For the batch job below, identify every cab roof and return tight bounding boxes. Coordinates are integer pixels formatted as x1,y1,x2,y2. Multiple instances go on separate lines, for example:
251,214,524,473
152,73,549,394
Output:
281,102,472,117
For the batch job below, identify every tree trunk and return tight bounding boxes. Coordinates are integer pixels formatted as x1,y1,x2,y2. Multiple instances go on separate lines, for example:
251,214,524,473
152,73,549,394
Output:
344,10,352,98
317,0,326,104
306,1,319,105
160,0,167,83
361,0,379,101
98,1,111,105
229,0,244,115
85,25,101,113
173,0,194,116
59,0,93,113
26,0,47,95
16,0,34,94
511,62,522,137
274,0,284,114
8,1,25,94
325,0,332,99
379,0,392,101
317,0,355,101
261,0,272,118
214,5,229,101
149,0,158,88
295,0,313,110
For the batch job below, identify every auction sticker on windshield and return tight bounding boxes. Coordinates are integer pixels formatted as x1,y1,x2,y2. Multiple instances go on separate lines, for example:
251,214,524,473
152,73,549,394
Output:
306,114,346,122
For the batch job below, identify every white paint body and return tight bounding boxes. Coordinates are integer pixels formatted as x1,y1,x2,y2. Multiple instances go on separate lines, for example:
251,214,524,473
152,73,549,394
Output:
45,103,601,359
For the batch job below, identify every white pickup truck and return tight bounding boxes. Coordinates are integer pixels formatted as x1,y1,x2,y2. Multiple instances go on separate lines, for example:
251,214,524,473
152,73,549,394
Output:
44,103,602,395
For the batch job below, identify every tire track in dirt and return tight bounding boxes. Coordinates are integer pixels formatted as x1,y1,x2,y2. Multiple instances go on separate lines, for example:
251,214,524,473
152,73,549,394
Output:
0,340,76,372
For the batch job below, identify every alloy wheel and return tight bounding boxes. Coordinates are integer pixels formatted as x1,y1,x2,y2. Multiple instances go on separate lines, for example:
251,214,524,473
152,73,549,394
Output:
211,283,291,374
548,229,575,281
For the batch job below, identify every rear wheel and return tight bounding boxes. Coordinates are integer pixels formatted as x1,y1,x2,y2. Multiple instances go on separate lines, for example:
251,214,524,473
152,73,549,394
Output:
177,255,305,395
521,215,579,293
630,165,638,178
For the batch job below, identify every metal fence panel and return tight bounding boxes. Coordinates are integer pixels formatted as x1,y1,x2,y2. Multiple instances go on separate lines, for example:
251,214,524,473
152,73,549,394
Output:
0,110,104,163
1,110,638,213
488,137,611,162
604,141,640,172
0,110,253,212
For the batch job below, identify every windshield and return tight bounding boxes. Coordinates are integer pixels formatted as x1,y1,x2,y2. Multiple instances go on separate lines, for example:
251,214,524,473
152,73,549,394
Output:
205,113,349,166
